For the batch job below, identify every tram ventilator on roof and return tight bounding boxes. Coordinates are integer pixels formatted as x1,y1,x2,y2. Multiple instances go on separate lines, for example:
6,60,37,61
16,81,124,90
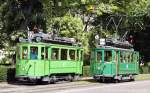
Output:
18,31,81,46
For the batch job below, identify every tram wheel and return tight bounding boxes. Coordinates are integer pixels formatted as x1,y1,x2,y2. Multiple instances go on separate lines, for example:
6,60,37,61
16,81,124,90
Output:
67,74,73,82
49,76,57,84
129,75,135,81
74,75,80,81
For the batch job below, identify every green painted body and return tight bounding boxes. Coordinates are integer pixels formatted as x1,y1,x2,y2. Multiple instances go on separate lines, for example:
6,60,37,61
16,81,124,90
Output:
90,47,139,78
16,42,83,79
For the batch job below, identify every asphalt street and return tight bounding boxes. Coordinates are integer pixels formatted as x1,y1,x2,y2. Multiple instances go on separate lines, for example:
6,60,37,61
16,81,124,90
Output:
0,80,150,93
54,80,150,93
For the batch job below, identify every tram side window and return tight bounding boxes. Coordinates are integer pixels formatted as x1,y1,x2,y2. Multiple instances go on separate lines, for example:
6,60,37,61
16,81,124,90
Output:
77,50,79,61
120,51,124,63
41,47,48,60
125,53,128,63
69,50,75,60
128,53,131,63
97,51,102,62
61,49,67,60
127,53,130,63
131,53,134,63
137,53,139,62
41,47,44,60
135,53,138,62
137,54,139,63
81,51,83,61
115,51,119,63
51,48,59,60
104,51,112,62
45,47,48,59
17,47,20,59
22,47,28,59
30,47,38,59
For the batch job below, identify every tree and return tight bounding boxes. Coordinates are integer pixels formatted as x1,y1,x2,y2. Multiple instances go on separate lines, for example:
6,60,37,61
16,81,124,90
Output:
0,0,46,48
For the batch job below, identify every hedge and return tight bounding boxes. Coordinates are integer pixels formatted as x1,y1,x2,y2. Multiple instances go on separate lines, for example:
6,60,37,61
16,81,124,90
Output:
0,66,7,82
0,65,16,82
83,66,90,77
139,63,150,74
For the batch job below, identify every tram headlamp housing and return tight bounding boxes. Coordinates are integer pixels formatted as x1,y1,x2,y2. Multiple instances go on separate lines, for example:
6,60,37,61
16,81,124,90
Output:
100,38,106,45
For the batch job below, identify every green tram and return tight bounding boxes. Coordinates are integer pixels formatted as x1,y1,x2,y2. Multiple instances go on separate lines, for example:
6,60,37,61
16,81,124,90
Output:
90,39,139,82
15,37,83,83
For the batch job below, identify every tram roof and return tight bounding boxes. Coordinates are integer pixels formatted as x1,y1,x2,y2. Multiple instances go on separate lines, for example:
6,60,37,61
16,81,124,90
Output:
17,42,83,49
95,45,135,51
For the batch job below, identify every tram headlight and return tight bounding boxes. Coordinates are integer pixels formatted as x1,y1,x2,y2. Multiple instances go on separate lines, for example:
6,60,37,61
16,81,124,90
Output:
100,38,106,45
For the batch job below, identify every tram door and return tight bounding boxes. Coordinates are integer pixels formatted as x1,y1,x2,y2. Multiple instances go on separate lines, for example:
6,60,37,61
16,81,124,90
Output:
95,50,103,75
78,50,83,74
34,47,49,76
115,50,119,75
16,46,26,76
20,46,31,76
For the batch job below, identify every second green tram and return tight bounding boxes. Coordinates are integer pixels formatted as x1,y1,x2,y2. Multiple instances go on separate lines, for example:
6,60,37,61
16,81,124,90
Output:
16,42,83,83
90,46,139,82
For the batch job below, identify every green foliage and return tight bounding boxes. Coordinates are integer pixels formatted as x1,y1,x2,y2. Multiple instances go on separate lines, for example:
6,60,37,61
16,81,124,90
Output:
0,66,7,81
135,74,150,81
0,0,46,48
83,66,90,77
0,0,150,61
95,3,119,15
139,63,150,74
48,14,89,53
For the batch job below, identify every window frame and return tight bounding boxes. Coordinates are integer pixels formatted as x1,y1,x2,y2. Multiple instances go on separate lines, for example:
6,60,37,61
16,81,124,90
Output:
45,47,49,60
41,47,45,60
30,46,38,60
96,50,102,63
104,50,112,62
120,51,124,63
60,48,68,60
51,48,60,60
22,46,28,60
68,49,76,61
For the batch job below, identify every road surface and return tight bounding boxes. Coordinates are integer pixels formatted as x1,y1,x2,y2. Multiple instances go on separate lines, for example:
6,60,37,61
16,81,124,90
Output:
0,80,150,93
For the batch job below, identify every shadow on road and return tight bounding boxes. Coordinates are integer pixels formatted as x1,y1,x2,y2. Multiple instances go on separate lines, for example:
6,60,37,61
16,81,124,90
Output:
7,78,133,86
7,80,50,86
80,78,133,84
